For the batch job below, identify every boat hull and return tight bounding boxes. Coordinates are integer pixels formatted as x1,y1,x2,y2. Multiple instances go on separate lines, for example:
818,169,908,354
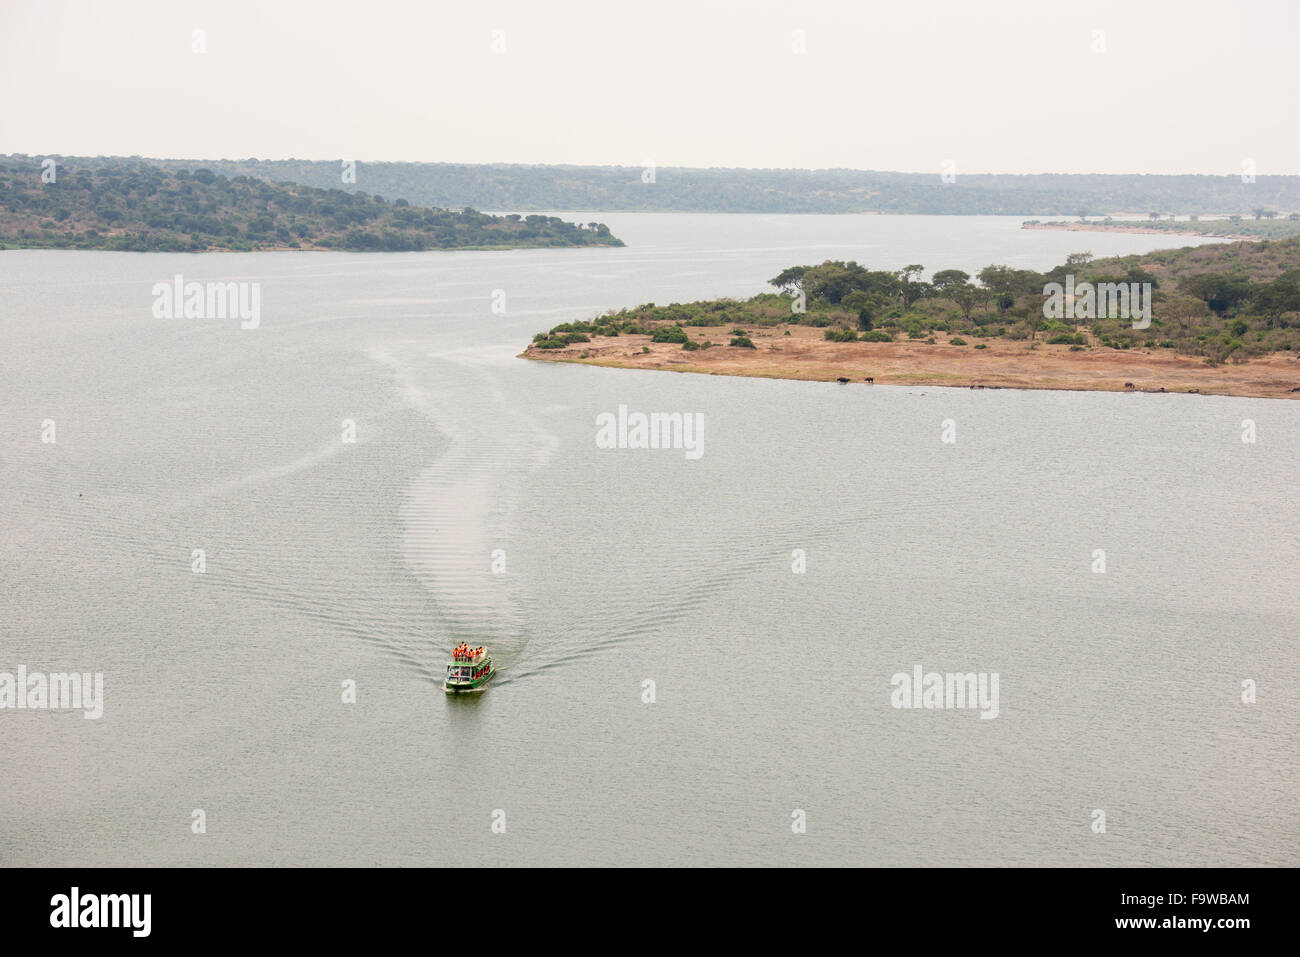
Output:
443,666,496,694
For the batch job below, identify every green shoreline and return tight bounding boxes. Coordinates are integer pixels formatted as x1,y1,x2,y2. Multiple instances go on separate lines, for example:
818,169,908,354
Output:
0,156,623,253
0,240,624,253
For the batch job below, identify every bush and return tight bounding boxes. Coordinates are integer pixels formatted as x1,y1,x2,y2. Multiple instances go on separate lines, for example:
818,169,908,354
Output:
949,337,968,345
682,339,702,351
651,325,688,344
1047,333,1086,345
824,327,858,342
860,330,893,342
730,335,756,348
974,343,988,349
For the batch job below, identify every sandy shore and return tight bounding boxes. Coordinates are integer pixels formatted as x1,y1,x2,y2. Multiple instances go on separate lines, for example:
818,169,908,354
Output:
521,323,1300,399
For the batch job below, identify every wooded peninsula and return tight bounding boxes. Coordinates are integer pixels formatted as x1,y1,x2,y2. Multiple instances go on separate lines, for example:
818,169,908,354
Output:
0,156,622,252
522,238,1300,399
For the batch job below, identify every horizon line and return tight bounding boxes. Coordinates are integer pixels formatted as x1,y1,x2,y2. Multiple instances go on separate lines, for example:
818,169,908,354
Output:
3,152,1298,179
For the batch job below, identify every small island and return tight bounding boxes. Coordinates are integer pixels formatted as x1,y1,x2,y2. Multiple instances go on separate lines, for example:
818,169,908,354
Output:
0,156,623,252
522,238,1300,399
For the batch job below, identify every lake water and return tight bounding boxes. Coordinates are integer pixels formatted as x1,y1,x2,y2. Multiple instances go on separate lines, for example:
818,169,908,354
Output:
1,215,1295,866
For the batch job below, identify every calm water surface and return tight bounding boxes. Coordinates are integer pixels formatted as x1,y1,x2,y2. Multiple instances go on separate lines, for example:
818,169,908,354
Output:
1,215,1294,865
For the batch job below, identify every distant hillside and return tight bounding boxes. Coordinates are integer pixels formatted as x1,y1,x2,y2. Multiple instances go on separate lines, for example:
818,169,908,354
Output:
0,156,622,252
135,157,1300,216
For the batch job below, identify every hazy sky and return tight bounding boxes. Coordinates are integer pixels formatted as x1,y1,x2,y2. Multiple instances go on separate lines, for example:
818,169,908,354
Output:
2,0,1297,174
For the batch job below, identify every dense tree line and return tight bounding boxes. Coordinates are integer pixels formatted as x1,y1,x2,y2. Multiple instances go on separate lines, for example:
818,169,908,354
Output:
0,157,621,251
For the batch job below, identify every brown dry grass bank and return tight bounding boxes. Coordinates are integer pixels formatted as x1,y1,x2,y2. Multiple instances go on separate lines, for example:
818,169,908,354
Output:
521,323,1300,399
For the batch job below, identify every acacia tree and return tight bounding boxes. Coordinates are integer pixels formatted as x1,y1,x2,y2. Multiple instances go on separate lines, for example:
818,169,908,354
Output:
978,264,1044,312
1161,296,1208,336
769,266,807,292
842,290,877,330
931,269,970,296
1181,274,1253,314
1251,275,1300,327
897,264,926,307
948,284,988,322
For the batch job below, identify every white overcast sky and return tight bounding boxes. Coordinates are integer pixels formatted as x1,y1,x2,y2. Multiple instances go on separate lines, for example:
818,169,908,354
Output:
2,0,1296,174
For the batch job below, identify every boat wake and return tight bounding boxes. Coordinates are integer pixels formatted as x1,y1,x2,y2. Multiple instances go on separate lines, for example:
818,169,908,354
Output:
369,342,557,679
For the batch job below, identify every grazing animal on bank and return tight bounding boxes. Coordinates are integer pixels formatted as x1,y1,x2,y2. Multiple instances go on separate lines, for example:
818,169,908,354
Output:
836,377,850,384
865,377,874,383
1124,382,1135,389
